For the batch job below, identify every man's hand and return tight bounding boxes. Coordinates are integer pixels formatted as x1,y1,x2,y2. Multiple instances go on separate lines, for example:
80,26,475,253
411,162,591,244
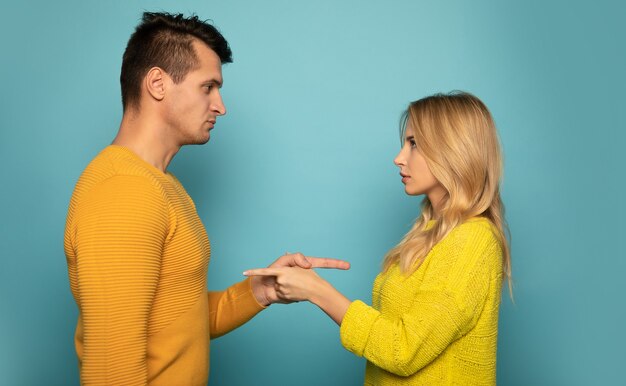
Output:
249,252,350,306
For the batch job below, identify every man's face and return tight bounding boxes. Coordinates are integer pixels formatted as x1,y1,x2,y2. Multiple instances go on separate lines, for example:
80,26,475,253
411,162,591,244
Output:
165,40,226,145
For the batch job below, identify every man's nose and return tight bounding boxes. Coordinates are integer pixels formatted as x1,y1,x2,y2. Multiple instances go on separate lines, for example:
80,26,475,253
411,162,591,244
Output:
212,91,226,116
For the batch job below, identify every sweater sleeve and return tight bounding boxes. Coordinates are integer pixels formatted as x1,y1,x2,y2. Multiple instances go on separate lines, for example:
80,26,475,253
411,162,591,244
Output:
208,278,265,339
73,175,169,385
340,223,500,377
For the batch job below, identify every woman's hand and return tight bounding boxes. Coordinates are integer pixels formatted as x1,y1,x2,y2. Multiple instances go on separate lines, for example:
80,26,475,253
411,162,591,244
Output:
244,263,352,325
245,266,325,303
248,253,350,306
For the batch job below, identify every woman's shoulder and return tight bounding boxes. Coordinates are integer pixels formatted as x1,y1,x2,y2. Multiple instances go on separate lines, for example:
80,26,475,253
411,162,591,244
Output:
420,218,502,290
431,217,503,276
435,217,501,261
452,217,499,241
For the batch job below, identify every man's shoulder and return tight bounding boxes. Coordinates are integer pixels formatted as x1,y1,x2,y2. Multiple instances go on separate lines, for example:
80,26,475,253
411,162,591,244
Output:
83,146,167,185
82,146,155,177
71,146,169,207
65,147,174,244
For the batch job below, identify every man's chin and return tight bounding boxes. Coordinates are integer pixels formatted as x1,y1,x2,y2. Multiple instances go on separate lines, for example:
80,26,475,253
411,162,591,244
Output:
183,133,211,146
201,130,212,144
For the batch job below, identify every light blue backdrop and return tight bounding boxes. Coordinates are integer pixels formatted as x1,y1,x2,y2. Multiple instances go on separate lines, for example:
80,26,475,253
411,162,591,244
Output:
1,1,624,385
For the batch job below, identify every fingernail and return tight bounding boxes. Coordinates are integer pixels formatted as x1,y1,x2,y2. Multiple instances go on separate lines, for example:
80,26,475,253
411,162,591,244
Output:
243,271,249,276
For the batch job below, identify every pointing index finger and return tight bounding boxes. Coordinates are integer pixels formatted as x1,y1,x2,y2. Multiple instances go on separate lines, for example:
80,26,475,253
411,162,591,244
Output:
243,268,282,277
306,256,351,270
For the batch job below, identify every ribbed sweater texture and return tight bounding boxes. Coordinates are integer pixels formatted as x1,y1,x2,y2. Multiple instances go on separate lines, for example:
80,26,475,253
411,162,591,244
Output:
340,218,503,385
64,145,264,386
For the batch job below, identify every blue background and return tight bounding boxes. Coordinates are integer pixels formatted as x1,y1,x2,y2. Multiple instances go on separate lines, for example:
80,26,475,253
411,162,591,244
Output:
1,1,624,385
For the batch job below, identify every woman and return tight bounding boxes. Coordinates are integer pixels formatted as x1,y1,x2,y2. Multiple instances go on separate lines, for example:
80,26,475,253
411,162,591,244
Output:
245,91,511,385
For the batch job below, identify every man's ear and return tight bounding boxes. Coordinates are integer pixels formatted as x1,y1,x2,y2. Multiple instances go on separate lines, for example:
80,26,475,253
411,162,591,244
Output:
145,67,166,101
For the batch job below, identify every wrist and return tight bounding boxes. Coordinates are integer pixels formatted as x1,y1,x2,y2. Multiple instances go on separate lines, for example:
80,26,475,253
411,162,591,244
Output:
309,279,335,307
250,276,271,307
309,280,351,325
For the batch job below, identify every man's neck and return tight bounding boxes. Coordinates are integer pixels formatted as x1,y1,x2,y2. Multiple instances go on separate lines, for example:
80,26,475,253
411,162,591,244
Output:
113,112,180,173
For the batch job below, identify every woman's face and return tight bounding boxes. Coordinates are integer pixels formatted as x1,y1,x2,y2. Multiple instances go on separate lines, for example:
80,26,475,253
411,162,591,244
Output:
393,123,446,205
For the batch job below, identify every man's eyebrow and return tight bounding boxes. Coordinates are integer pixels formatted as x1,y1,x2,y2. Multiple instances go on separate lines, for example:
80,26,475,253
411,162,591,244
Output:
203,79,223,87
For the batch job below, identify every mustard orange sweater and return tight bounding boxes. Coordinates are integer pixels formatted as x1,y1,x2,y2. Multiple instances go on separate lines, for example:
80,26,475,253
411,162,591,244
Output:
340,218,503,385
64,145,264,386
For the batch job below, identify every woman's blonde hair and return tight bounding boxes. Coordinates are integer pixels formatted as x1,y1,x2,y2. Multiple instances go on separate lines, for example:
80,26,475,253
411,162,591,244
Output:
383,91,511,293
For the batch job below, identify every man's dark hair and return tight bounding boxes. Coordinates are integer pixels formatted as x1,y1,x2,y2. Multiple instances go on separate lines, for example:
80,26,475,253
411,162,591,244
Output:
120,12,232,111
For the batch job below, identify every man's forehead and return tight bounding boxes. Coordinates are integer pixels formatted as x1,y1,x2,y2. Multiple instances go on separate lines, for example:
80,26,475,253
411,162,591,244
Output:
192,39,222,64
190,40,223,82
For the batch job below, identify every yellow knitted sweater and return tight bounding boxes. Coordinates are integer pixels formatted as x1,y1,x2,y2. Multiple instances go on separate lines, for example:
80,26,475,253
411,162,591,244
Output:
340,218,503,385
64,145,264,386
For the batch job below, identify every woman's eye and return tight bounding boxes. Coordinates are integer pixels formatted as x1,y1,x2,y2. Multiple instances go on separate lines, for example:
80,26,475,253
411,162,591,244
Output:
410,140,417,148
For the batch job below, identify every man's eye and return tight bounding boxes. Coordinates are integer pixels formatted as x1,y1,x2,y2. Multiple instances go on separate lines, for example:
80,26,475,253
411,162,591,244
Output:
205,84,214,92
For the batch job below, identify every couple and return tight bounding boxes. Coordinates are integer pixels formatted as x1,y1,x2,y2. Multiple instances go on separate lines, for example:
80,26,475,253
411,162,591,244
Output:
64,12,510,386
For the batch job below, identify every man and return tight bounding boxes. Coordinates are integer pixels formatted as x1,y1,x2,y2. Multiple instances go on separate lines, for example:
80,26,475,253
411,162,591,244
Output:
63,12,349,385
